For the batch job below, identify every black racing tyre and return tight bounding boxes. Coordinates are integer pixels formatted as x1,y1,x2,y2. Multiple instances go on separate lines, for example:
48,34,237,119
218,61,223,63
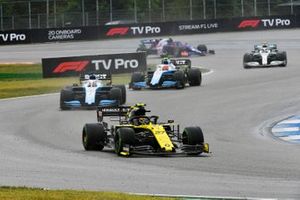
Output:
173,70,185,89
130,72,144,90
278,51,287,67
115,85,126,104
60,89,73,110
109,88,122,104
182,126,204,145
187,68,202,86
115,128,136,156
243,53,252,69
82,123,106,151
182,126,204,155
197,44,207,53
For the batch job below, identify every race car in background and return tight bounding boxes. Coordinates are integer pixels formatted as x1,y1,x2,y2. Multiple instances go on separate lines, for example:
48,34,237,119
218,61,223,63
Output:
243,43,287,69
136,38,215,57
136,39,160,55
82,103,210,156
129,58,202,90
60,73,126,110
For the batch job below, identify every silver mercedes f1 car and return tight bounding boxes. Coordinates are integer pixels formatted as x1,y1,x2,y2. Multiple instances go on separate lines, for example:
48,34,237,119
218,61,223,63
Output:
243,43,287,68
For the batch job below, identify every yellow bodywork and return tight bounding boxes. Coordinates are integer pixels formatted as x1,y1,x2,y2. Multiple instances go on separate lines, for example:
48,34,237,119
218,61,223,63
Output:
138,124,174,151
125,123,174,152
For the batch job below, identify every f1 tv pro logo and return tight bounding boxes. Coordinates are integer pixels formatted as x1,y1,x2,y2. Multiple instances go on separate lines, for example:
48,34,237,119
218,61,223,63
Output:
238,20,260,28
106,27,129,36
53,61,89,73
106,26,161,36
238,18,291,29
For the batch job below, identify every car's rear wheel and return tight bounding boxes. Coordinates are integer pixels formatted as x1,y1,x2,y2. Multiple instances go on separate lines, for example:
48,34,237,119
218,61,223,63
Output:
82,123,106,151
182,126,204,155
115,128,136,156
115,85,126,104
188,68,202,86
173,71,185,89
197,44,207,53
109,88,122,105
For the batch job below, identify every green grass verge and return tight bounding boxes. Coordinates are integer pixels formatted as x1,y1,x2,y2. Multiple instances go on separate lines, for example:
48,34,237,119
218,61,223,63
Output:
0,64,130,99
0,187,176,200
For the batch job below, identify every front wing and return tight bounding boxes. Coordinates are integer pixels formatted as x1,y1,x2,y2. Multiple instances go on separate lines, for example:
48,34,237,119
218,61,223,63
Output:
118,143,210,156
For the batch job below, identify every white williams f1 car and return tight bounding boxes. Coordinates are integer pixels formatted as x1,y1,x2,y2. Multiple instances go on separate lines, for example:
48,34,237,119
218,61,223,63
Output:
129,58,201,90
243,43,287,69
60,73,126,110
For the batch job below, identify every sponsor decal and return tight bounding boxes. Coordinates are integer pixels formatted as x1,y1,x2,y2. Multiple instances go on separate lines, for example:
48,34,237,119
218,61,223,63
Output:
0,33,26,42
106,27,129,36
42,52,147,77
91,59,139,70
130,26,161,35
238,20,260,28
48,29,82,40
178,23,218,30
238,18,292,29
106,26,161,36
53,61,89,73
261,18,291,27
180,51,189,57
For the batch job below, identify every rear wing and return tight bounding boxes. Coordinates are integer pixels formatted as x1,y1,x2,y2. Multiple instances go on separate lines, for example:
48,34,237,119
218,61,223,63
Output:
80,73,112,82
170,59,191,69
254,44,277,51
97,106,131,122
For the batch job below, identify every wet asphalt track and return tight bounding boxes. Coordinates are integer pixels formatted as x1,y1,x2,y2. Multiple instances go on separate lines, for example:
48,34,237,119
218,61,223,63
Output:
0,29,300,199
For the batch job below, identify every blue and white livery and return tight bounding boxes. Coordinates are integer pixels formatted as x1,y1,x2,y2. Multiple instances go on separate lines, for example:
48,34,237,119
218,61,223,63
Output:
129,58,201,90
60,73,126,110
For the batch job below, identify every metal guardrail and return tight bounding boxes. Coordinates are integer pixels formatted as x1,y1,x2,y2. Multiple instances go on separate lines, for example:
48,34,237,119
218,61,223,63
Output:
0,0,299,31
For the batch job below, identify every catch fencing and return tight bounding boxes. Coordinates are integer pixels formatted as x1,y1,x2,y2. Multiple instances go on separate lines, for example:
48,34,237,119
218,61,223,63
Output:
0,0,299,31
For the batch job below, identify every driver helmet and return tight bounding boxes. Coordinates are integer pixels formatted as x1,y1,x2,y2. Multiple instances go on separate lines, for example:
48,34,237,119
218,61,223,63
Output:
129,103,146,118
89,74,96,80
167,38,173,44
262,43,268,48
162,58,171,64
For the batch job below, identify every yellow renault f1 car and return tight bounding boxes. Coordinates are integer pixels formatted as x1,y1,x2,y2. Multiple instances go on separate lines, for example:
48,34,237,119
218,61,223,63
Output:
82,103,209,156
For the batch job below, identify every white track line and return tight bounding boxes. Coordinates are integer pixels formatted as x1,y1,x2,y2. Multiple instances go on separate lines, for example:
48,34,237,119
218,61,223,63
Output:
278,119,300,124
272,127,299,132
280,135,300,141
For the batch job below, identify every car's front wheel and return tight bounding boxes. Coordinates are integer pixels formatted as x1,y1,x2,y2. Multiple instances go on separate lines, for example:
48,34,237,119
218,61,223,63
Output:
182,126,204,155
173,71,186,89
243,53,253,69
60,89,73,110
115,128,136,156
187,68,202,86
